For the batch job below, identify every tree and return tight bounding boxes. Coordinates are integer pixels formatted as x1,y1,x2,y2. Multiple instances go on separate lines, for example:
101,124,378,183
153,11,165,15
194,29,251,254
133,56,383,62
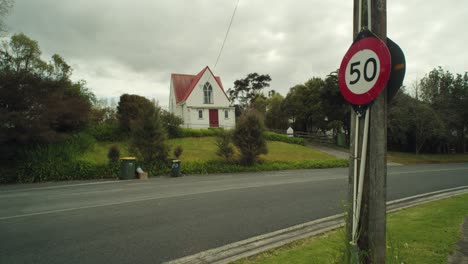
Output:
320,71,350,136
419,67,468,152
227,73,271,114
160,109,183,138
129,103,169,173
265,93,288,130
232,110,267,165
387,88,446,154
387,89,413,151
250,94,268,116
117,94,155,132
0,33,93,145
411,102,445,154
283,78,324,132
215,130,234,162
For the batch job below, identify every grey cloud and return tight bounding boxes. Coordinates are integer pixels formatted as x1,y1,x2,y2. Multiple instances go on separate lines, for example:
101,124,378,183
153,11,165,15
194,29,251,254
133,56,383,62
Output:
5,0,468,102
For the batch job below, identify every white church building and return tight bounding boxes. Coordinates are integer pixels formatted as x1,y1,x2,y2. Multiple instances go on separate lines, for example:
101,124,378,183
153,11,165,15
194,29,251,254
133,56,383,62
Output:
169,66,236,129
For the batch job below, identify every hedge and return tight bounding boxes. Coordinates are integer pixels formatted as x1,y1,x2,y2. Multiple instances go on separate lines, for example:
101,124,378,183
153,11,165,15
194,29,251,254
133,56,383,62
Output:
263,131,305,145
177,129,304,145
174,159,348,175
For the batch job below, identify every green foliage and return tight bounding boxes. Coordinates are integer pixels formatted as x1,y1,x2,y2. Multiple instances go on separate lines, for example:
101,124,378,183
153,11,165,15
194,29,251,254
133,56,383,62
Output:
116,94,155,132
388,89,445,153
107,145,120,163
129,102,169,172
177,159,347,175
250,95,268,116
13,133,108,183
0,33,94,145
227,73,272,114
173,145,183,159
17,160,119,183
215,130,235,161
87,122,126,142
233,110,268,165
265,93,289,130
283,78,326,132
263,131,304,145
178,128,224,138
160,109,183,138
418,67,468,153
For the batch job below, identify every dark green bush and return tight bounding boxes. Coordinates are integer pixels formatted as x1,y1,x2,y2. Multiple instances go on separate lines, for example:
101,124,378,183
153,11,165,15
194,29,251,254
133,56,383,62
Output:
173,145,183,159
107,145,120,163
14,133,103,183
263,131,305,145
161,110,183,138
233,110,268,166
178,128,224,138
0,166,17,184
215,130,235,161
177,159,348,175
17,160,120,183
87,122,127,142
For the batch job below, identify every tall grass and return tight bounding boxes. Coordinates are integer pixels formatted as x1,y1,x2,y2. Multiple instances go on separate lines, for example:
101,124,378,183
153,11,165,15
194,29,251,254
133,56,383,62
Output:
16,133,119,182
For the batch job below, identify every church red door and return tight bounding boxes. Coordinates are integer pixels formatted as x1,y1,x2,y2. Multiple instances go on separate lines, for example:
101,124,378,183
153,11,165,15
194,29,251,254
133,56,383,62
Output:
209,109,219,128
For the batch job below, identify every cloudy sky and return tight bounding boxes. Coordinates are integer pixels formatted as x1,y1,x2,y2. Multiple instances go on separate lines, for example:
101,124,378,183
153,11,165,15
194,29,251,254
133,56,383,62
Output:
4,0,468,107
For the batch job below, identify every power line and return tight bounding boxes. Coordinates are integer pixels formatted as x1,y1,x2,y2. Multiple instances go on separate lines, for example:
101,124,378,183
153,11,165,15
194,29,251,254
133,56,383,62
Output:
213,0,240,70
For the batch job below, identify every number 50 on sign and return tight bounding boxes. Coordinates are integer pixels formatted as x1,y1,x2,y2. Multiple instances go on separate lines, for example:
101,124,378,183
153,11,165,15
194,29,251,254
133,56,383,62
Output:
339,33,391,106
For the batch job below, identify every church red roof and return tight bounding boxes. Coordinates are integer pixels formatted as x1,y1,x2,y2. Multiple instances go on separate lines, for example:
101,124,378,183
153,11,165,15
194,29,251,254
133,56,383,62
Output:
171,66,226,103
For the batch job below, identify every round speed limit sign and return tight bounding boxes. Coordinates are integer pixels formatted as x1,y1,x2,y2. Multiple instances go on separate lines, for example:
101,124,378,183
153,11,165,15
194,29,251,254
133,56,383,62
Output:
338,33,391,105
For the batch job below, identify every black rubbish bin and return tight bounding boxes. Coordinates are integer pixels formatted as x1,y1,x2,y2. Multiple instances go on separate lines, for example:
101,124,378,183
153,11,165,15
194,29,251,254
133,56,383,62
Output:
120,157,136,180
171,160,181,177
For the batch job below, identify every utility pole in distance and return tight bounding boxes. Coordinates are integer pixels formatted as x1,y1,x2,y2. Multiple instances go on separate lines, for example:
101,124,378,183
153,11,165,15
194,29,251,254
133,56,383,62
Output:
350,0,387,263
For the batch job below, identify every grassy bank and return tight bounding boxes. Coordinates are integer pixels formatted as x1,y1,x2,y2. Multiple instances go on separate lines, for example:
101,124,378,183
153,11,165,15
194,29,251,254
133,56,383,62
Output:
388,151,468,165
76,137,345,176
80,137,336,165
234,193,468,264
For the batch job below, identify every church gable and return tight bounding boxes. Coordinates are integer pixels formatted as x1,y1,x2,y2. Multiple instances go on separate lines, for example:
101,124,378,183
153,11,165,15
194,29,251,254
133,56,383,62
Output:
170,66,229,106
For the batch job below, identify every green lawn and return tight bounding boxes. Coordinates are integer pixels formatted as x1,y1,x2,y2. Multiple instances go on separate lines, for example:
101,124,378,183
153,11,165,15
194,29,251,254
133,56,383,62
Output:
234,193,468,264
80,137,335,164
388,151,468,164
79,141,131,164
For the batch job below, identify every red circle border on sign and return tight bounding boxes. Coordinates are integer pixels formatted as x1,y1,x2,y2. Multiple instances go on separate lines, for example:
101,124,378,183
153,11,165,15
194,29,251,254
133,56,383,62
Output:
338,37,391,105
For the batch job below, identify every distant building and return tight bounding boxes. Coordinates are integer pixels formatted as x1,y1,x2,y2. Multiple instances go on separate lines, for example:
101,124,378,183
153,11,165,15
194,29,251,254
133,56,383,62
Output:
169,66,235,129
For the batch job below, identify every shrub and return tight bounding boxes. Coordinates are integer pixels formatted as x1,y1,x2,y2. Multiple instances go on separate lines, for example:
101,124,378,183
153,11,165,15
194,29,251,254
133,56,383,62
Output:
178,128,224,138
263,131,305,145
173,145,183,159
215,130,235,161
177,159,348,175
160,110,183,138
130,105,169,173
14,133,98,182
87,122,126,142
17,160,120,183
107,145,120,163
233,110,268,166
117,94,155,132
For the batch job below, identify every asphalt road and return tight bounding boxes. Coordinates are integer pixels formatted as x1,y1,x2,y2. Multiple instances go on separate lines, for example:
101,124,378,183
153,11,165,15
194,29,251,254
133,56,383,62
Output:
1,163,467,264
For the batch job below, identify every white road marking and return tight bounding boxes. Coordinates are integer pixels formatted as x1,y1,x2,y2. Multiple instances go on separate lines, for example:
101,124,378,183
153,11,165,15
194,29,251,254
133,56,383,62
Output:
0,180,123,193
0,176,345,220
389,167,468,175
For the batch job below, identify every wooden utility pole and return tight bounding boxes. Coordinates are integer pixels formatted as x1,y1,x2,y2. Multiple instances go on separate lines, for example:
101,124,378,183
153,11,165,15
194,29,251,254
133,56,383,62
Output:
349,0,387,263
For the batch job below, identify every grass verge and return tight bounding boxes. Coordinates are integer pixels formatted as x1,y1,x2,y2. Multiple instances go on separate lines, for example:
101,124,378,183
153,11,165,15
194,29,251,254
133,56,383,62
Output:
233,193,468,264
388,151,468,165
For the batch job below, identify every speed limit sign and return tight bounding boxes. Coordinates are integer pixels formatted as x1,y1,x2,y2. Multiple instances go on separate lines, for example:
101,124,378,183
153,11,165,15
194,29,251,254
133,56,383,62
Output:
338,31,391,105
